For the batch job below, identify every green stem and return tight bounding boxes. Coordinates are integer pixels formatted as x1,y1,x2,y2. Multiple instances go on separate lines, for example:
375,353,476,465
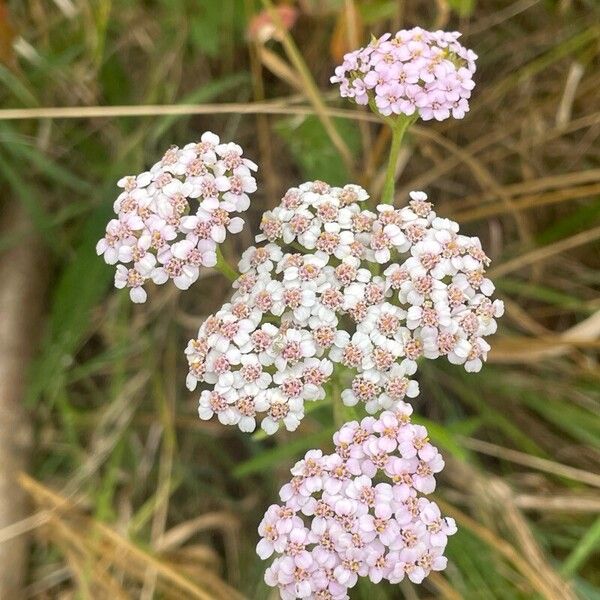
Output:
330,363,360,428
381,116,414,205
215,246,238,282
331,377,346,428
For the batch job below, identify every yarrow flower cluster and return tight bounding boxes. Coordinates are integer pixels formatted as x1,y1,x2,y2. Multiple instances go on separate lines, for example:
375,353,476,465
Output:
331,27,476,121
96,132,257,302
98,26,501,595
257,407,457,599
185,181,503,434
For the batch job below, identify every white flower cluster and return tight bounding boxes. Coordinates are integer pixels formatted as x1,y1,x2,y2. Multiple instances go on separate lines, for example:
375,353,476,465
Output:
186,181,503,434
258,408,457,599
331,27,477,121
96,132,257,302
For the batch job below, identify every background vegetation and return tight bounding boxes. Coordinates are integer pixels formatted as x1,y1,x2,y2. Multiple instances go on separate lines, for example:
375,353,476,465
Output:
0,0,599,598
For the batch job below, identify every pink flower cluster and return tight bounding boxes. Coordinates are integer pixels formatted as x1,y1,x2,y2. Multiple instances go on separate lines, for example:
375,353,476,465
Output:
331,27,477,121
96,132,257,302
257,407,457,599
185,181,503,434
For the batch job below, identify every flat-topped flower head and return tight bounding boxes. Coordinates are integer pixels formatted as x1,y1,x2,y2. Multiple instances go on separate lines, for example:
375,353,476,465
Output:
331,27,477,121
186,183,503,434
257,408,457,598
96,132,257,302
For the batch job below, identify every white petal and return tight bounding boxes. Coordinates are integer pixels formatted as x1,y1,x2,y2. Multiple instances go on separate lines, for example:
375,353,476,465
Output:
130,287,147,303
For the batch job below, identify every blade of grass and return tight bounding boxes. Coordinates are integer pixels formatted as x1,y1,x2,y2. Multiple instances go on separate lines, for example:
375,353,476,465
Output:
19,473,233,600
233,428,335,478
436,498,573,600
0,149,63,254
458,168,600,207
489,225,600,278
497,278,596,314
460,437,600,488
454,183,600,223
470,24,600,116
561,517,600,578
443,372,546,456
0,64,39,106
0,125,93,194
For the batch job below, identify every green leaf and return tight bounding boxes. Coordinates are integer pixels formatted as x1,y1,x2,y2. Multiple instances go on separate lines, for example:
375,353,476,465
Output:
26,196,114,407
275,115,361,186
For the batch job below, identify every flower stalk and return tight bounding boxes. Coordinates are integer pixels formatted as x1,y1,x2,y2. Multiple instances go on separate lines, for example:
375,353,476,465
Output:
381,115,415,205
215,246,238,282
